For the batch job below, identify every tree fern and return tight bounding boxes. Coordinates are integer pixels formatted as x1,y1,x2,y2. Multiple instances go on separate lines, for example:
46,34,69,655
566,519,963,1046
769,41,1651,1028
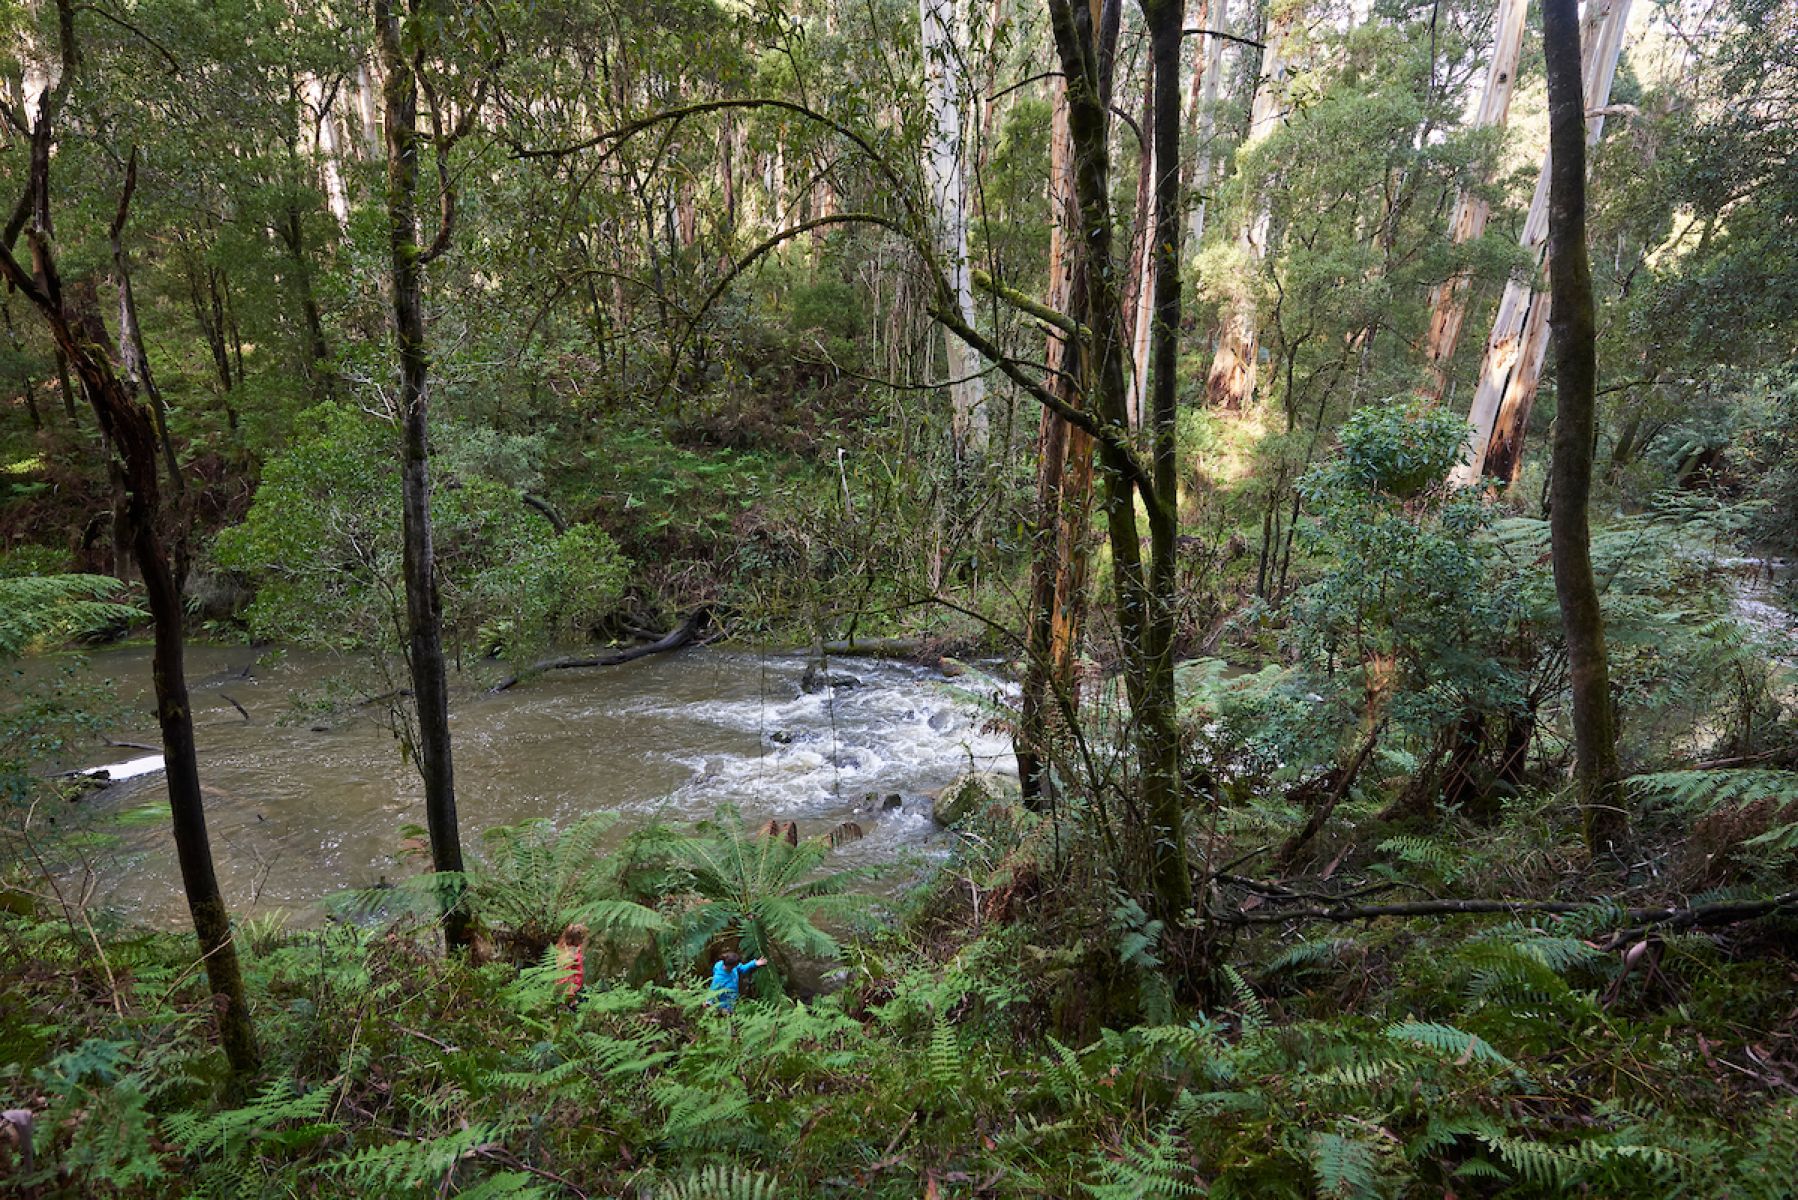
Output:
666,813,874,966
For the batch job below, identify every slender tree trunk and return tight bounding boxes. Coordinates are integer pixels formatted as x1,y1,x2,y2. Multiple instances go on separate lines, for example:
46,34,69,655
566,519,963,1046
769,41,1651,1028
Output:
376,0,473,951
920,0,989,458
1543,0,1625,853
277,204,333,398
55,347,76,422
1045,0,1192,929
109,152,183,497
1140,0,1192,925
1420,0,1528,402
1453,0,1633,485
1182,0,1226,253
1121,61,1155,427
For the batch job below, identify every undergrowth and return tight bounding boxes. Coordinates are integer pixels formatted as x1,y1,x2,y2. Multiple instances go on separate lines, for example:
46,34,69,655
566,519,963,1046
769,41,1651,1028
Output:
4,828,1796,1198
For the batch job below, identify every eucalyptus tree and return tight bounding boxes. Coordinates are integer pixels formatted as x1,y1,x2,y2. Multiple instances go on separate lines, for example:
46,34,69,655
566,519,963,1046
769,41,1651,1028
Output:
1454,0,1634,486
1420,0,1529,402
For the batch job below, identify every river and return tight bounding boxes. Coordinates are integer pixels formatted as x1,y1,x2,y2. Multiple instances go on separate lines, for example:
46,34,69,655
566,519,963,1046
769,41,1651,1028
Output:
40,644,1017,929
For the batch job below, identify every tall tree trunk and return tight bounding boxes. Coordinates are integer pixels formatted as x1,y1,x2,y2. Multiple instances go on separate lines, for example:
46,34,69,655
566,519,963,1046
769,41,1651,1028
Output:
1543,0,1625,853
376,0,473,951
303,72,352,228
920,0,989,458
1420,0,1528,402
1452,0,1632,486
1121,61,1155,428
1141,0,1192,926
54,346,76,422
1182,0,1226,252
1203,7,1292,410
1044,0,1192,928
276,203,334,398
0,4,259,1071
1018,66,1100,804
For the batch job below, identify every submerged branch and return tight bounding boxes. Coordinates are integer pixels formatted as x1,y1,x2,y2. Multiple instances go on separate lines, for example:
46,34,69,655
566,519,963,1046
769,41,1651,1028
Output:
488,609,711,693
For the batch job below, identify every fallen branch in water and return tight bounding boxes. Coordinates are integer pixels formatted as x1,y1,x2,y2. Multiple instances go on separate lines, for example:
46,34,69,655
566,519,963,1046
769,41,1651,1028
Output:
488,608,710,693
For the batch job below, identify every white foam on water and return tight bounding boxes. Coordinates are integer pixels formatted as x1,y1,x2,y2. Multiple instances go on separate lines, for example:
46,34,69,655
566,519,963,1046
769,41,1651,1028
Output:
81,754,165,783
626,658,1017,833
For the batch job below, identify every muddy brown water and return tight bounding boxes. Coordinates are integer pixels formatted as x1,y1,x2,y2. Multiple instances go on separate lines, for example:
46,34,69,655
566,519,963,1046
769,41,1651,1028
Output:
31,644,1017,929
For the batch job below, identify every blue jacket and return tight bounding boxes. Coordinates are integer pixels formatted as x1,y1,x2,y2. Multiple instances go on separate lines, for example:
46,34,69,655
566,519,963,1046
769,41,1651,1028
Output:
709,959,759,1009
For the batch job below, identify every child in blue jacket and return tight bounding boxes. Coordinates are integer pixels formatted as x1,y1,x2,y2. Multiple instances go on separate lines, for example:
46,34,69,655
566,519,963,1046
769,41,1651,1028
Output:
709,951,766,1012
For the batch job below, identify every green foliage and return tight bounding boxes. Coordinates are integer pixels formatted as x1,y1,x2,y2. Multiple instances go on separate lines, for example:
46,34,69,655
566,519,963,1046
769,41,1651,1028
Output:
0,575,140,657
465,813,667,960
665,812,873,972
213,403,629,657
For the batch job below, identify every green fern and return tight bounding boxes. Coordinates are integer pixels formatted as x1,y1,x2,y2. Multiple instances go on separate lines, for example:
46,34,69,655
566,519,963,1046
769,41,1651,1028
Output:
1084,1111,1202,1199
332,1121,518,1190
927,1014,961,1092
1219,963,1269,1032
658,1164,781,1200
165,1077,337,1157
1308,1129,1387,1199
1384,1021,1514,1068
0,574,139,656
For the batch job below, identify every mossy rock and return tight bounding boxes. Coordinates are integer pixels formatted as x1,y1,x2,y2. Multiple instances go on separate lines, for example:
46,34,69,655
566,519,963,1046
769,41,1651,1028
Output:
931,770,1021,826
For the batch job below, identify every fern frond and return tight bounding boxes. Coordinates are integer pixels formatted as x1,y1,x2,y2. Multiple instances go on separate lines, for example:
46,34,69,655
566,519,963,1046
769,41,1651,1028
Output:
658,1163,781,1200
1385,1020,1514,1068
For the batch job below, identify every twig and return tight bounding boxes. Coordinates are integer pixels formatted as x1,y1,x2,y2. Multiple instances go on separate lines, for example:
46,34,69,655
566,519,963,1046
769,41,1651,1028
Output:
395,1024,461,1053
471,1146,589,1197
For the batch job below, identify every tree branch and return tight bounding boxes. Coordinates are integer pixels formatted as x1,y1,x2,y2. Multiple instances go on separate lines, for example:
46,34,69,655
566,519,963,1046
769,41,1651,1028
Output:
971,267,1090,340
1181,27,1266,49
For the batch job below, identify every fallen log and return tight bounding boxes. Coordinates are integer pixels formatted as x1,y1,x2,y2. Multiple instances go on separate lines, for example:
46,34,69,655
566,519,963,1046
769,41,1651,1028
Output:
1218,889,1798,945
488,609,710,694
818,636,930,659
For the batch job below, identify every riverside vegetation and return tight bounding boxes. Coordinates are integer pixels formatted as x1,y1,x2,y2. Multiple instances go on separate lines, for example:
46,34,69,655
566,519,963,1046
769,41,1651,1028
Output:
3,0,1798,1196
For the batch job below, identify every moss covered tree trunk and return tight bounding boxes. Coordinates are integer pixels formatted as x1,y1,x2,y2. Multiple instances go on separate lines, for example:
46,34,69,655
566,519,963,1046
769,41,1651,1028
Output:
1543,0,1626,853
1046,0,1193,929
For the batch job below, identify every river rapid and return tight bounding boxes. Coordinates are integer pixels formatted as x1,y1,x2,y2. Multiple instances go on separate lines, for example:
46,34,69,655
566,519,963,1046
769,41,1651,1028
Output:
40,645,1017,929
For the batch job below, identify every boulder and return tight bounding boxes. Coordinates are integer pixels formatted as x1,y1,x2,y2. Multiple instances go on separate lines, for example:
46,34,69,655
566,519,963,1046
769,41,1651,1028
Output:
931,770,1021,826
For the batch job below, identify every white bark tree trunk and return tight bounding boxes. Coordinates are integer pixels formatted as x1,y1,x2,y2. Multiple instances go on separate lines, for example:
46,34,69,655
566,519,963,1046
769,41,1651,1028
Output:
301,73,352,227
1452,0,1633,486
1203,8,1292,410
1185,0,1228,251
1421,0,1529,402
920,0,989,456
